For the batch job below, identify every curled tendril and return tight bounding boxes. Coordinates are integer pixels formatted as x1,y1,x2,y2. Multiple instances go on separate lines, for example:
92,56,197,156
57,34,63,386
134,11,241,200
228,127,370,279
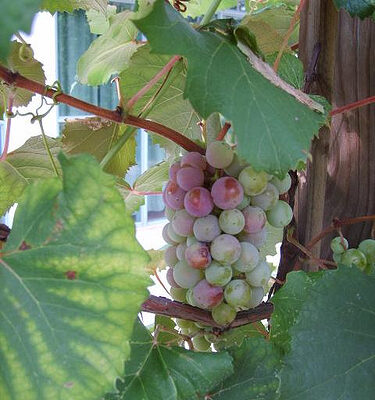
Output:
44,80,63,105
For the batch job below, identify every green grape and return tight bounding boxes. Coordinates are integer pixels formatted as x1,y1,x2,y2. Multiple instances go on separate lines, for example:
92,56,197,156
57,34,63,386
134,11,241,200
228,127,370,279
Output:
333,252,343,264
170,287,188,302
266,200,293,228
358,239,375,265
211,302,237,325
173,260,204,288
168,223,186,244
341,249,367,271
205,262,232,286
250,183,279,211
186,288,199,306
219,209,245,235
204,332,219,343
176,319,194,329
206,141,234,169
165,206,176,221
270,173,291,194
195,322,209,329
330,236,348,254
236,195,250,210
232,242,259,272
186,235,198,246
224,153,248,177
245,261,271,287
238,166,268,196
247,286,265,308
224,280,251,309
192,335,211,351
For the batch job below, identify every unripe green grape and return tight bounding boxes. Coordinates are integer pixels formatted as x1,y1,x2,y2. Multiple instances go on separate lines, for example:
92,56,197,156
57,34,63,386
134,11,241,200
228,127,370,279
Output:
164,246,178,266
224,153,248,177
205,262,232,286
168,223,186,244
186,288,199,306
162,223,178,245
232,242,259,272
238,166,268,196
236,195,250,210
245,261,271,287
173,260,204,288
206,141,234,169
219,209,245,235
187,235,198,246
192,335,211,351
176,242,187,260
193,214,221,242
224,279,251,309
266,200,293,228
204,332,219,343
341,249,367,271
176,319,194,329
211,303,237,326
250,183,279,211
188,325,200,335
358,239,375,265
211,234,241,264
332,252,342,264
330,236,348,254
270,174,291,194
170,287,188,302
194,321,209,329
165,206,176,221
247,286,265,308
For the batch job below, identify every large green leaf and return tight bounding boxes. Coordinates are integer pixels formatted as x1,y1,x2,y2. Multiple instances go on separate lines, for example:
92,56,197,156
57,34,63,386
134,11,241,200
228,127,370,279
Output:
61,117,136,177
265,53,304,90
0,41,46,109
274,267,375,399
0,153,150,400
134,0,325,177
106,319,233,400
120,45,202,156
0,135,61,217
0,1,40,60
211,338,281,400
77,11,142,85
333,0,375,18
42,0,108,13
86,4,117,35
184,0,237,18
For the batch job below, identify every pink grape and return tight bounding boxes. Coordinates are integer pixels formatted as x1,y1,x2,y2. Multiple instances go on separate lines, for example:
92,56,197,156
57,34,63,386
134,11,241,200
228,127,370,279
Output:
181,152,206,170
172,209,195,237
193,279,223,309
211,177,244,209
163,181,186,210
166,267,180,288
193,215,221,242
206,141,234,169
176,166,204,191
185,242,211,269
210,234,241,264
169,161,181,183
242,206,266,233
184,187,214,217
165,246,178,266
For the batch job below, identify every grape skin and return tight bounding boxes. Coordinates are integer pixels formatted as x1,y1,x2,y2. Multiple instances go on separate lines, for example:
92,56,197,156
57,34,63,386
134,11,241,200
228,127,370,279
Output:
166,267,180,288
242,206,266,234
205,262,232,286
176,166,205,191
206,141,234,169
251,183,279,211
170,287,187,302
238,226,268,249
232,242,259,272
193,279,223,309
245,261,271,287
219,209,245,235
271,173,291,194
211,234,241,264
181,152,206,170
224,279,251,309
211,177,244,210
193,215,221,242
184,187,214,217
330,236,348,254
247,286,265,308
173,260,204,288
162,223,178,245
169,161,181,183
185,242,212,269
176,242,187,260
211,303,236,326
172,209,196,237
163,181,186,210
266,200,293,228
238,166,268,196
165,246,178,266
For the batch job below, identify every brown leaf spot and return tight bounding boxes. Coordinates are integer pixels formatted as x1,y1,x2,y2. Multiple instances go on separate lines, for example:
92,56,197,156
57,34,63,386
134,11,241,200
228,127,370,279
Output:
65,270,77,280
19,241,31,251
64,381,74,389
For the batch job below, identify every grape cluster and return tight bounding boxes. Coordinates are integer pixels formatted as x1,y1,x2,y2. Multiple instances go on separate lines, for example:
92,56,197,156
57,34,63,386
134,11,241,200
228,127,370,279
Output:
162,141,293,334
331,236,375,274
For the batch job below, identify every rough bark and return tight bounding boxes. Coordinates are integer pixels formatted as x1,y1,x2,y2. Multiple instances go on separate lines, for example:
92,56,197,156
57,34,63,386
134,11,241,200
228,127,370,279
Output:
296,0,375,265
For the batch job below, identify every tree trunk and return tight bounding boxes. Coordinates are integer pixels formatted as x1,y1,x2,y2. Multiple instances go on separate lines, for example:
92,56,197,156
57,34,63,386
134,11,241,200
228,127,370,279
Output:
295,0,375,266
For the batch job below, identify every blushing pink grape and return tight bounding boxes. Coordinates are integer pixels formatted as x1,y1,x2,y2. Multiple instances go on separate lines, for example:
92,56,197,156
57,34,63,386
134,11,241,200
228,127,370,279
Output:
184,187,214,217
181,152,206,170
172,209,195,237
164,246,178,266
176,166,204,191
193,279,223,309
163,181,186,210
193,214,221,242
169,161,181,183
211,177,244,210
242,206,266,233
185,242,212,269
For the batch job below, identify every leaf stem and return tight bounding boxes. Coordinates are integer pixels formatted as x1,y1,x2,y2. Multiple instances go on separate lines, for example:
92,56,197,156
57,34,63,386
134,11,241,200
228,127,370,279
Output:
0,95,14,161
330,95,375,116
200,0,223,26
216,122,231,141
38,119,60,177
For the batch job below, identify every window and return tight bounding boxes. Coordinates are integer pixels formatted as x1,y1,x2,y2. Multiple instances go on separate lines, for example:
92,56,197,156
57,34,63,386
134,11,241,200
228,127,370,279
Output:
56,5,166,225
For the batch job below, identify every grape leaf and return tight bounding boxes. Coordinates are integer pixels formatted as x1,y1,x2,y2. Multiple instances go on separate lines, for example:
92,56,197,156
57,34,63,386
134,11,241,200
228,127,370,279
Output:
41,0,108,13
61,117,136,177
105,319,233,400
211,338,281,400
154,315,180,345
274,267,375,400
265,53,304,90
184,0,237,18
0,153,151,400
333,0,375,18
86,4,117,35
260,223,283,258
0,41,46,108
120,45,202,157
0,0,40,60
77,11,142,86
0,135,61,217
133,0,326,177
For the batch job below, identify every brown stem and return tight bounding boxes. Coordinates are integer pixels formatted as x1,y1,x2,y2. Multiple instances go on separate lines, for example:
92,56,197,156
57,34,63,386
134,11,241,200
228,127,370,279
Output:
216,122,231,141
330,95,375,116
0,65,204,154
141,295,273,328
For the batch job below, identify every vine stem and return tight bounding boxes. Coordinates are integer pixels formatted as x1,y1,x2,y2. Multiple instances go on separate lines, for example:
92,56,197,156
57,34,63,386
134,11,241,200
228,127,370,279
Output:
273,0,307,72
38,119,60,177
330,95,375,116
216,122,231,141
126,55,181,111
200,0,223,25
0,65,204,154
0,95,14,161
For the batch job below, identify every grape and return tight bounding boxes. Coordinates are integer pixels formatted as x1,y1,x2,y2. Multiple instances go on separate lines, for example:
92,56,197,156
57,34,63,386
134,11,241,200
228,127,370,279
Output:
219,209,245,234
176,242,187,260
176,318,194,329
168,223,186,244
204,332,219,343
358,239,375,265
236,195,250,210
184,187,214,217
185,242,211,269
192,335,211,351
341,249,367,271
247,286,265,308
186,288,199,306
176,166,205,191
211,303,236,326
193,279,223,309
245,261,271,287
238,227,267,249
162,223,178,245
187,235,198,246
251,183,279,211
332,252,342,264
224,279,251,309
242,206,266,233
166,267,180,288
238,166,268,196
170,287,187,302
206,141,234,169
165,246,178,266
271,173,291,194
224,153,248,177
205,262,232,286
232,242,259,272
330,236,349,254
266,200,293,228
181,152,206,170
173,260,204,288
172,209,196,237
211,177,244,209
169,161,181,183
193,215,221,242
165,206,176,221
163,181,186,210
211,234,241,264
